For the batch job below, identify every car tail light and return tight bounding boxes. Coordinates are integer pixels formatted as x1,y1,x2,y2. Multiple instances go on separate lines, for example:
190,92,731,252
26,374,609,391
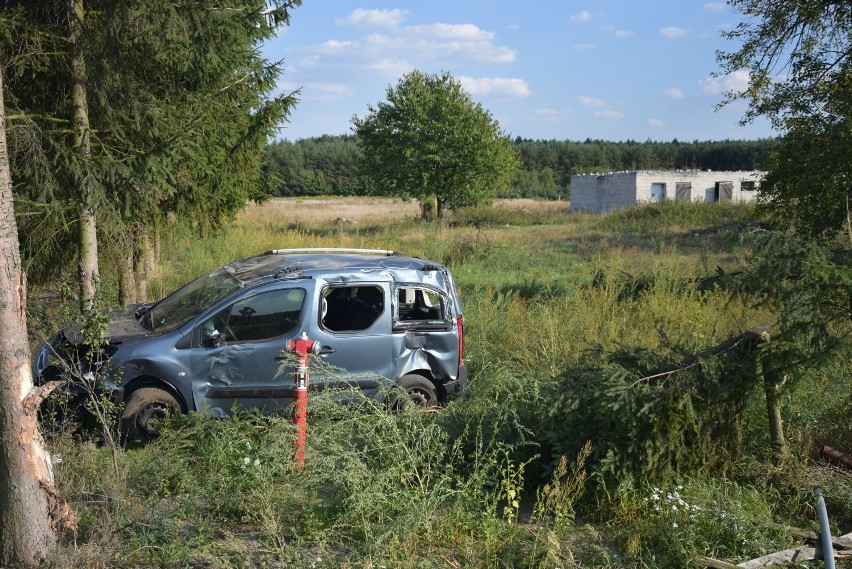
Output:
456,315,464,366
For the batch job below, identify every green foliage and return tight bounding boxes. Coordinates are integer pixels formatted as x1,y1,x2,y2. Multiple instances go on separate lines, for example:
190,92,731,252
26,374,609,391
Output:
758,112,852,240
719,0,852,239
2,0,301,283
600,200,759,233
264,135,778,200
532,442,591,527
718,0,852,129
353,70,519,217
611,479,790,568
265,135,373,197
539,339,759,489
38,198,852,566
450,202,570,227
733,232,852,372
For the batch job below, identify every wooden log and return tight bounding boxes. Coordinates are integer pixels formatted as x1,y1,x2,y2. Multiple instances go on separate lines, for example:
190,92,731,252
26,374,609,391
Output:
736,530,852,567
765,522,852,550
693,554,741,569
821,445,852,471
737,545,816,568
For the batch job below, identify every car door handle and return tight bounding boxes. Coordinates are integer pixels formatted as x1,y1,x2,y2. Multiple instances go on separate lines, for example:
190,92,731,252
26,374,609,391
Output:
318,346,336,355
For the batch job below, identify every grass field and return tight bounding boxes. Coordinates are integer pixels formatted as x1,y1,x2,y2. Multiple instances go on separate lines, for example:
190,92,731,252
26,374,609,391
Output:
40,197,851,568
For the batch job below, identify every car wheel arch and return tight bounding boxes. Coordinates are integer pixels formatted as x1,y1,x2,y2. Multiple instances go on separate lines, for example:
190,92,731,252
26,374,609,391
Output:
122,376,189,413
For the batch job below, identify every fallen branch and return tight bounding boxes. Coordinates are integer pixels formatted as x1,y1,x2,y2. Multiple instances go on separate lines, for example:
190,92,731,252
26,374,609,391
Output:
693,554,740,569
821,445,852,471
765,522,852,550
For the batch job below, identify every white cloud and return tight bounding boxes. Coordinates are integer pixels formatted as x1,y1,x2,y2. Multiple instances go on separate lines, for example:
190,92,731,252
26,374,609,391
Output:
594,110,624,119
458,76,531,97
338,9,407,28
579,95,608,107
296,55,321,68
579,96,623,119
569,10,592,23
648,118,666,127
276,81,353,102
531,108,572,123
660,26,688,38
665,87,685,100
315,39,355,53
302,83,354,102
407,23,495,41
574,43,595,50
700,70,750,95
368,58,413,76
614,30,634,38
290,18,517,86
704,2,726,10
359,24,516,63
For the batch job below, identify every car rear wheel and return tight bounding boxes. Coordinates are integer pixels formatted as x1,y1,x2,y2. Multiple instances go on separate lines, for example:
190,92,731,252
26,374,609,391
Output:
120,387,180,442
390,374,438,410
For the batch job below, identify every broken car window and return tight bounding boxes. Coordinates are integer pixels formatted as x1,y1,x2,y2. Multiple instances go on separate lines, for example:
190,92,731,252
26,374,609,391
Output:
397,287,446,323
321,286,384,332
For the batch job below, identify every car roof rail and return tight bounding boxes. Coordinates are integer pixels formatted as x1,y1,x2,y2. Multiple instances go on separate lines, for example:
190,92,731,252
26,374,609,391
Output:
265,248,400,256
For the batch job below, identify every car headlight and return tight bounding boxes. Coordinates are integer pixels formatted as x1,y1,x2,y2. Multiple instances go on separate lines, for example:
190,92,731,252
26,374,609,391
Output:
32,336,58,380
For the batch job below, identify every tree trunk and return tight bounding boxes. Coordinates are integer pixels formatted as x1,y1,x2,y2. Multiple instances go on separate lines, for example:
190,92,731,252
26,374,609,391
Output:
134,229,156,303
761,355,787,460
117,242,136,305
70,0,99,312
0,68,74,569
419,198,435,221
435,194,443,219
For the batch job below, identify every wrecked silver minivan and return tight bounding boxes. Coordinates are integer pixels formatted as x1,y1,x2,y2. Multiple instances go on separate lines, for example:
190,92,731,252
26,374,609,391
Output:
33,249,468,439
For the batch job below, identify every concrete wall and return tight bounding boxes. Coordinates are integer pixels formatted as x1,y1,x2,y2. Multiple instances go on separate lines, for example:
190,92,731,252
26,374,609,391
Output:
570,172,639,213
570,170,763,213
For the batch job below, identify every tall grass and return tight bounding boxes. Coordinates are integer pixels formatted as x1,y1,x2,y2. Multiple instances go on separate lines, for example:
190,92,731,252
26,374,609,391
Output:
43,198,852,568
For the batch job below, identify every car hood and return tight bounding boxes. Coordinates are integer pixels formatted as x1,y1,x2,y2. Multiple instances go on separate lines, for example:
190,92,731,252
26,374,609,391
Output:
62,303,153,345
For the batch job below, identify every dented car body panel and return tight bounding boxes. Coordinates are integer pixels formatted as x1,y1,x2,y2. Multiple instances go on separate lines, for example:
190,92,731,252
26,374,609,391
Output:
33,249,468,417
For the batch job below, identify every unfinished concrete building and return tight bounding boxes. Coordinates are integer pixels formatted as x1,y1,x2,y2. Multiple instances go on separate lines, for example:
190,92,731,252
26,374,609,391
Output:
570,170,764,213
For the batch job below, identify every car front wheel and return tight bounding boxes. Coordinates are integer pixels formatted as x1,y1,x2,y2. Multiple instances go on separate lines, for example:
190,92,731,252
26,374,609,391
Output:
120,387,180,442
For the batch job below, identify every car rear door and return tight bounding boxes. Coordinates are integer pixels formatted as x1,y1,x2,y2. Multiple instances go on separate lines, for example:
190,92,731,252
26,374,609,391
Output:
305,282,394,398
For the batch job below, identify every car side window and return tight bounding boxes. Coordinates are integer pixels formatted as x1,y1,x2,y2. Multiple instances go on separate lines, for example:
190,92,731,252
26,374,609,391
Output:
396,287,449,327
321,285,384,332
202,288,305,345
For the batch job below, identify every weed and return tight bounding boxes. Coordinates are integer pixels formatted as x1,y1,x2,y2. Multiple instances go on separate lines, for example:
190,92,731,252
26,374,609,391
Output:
33,197,849,567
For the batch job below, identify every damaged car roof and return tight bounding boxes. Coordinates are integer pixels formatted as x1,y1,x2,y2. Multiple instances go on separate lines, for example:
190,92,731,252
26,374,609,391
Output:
223,249,450,285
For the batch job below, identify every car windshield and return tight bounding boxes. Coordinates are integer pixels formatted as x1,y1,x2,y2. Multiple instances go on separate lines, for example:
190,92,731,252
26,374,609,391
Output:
147,267,242,333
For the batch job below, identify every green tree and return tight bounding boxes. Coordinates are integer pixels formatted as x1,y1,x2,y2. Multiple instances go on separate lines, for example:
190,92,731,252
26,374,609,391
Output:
718,0,851,240
0,67,74,569
2,1,300,305
353,70,518,219
717,1,852,458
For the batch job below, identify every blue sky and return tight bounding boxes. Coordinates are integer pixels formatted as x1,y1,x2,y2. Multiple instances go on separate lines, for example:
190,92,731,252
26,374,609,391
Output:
264,1,777,142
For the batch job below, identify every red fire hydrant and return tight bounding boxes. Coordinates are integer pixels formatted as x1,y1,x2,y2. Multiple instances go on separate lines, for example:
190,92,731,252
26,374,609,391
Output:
287,332,320,470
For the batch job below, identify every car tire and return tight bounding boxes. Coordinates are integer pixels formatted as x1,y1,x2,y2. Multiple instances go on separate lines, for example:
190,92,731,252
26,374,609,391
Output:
120,387,180,442
390,374,438,410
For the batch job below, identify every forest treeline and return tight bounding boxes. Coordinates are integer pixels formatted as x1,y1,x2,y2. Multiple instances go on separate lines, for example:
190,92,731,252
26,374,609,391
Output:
265,135,779,200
